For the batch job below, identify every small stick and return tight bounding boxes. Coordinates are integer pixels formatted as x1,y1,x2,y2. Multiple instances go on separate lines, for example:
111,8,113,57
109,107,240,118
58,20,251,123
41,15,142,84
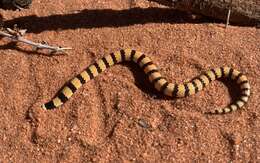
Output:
0,28,72,53
225,0,233,28
225,9,231,28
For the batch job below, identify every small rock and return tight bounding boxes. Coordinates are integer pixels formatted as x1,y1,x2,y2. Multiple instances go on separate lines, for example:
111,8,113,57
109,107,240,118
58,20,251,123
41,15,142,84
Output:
138,119,150,129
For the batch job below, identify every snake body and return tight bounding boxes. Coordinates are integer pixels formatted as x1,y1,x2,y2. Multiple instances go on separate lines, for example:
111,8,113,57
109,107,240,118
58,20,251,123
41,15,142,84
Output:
42,49,250,114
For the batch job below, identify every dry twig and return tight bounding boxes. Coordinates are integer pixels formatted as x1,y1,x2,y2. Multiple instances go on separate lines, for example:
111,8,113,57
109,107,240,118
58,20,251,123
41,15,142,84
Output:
0,27,72,54
225,0,233,28
225,9,231,28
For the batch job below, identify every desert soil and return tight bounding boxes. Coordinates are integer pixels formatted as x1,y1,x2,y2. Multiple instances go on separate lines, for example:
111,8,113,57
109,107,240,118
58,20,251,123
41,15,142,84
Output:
0,0,259,162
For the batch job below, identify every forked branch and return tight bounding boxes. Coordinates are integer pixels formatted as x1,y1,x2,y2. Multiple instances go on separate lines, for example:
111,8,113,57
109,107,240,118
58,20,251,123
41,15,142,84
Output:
0,27,72,54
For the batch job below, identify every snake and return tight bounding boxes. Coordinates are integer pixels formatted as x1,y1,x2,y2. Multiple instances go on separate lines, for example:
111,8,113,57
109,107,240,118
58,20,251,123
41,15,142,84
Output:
42,49,250,114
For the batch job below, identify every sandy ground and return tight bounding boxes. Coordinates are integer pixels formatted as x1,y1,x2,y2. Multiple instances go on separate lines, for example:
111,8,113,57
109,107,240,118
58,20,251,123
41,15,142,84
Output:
0,0,259,162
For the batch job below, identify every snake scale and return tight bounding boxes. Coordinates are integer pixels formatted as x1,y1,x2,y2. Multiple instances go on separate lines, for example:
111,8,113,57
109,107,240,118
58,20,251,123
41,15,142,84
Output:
42,49,250,114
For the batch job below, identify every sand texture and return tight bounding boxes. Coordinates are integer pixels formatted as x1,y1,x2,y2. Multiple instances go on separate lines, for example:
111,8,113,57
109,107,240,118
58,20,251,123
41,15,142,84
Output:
0,0,259,162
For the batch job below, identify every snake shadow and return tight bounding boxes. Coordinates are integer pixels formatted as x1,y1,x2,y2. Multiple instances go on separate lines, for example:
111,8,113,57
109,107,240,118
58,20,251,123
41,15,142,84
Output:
3,7,223,33
1,7,218,55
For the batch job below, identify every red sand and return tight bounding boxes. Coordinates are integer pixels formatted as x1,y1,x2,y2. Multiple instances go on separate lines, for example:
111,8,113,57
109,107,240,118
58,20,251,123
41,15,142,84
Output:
0,0,259,162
